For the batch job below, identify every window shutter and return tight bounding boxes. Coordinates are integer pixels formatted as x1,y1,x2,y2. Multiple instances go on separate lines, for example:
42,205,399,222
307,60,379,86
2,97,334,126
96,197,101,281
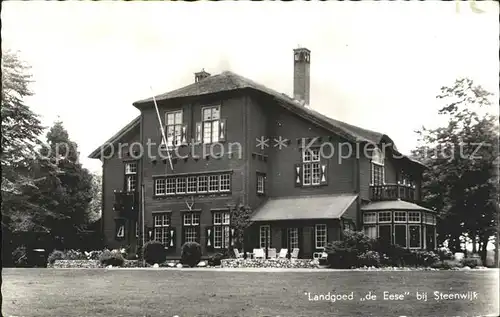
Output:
320,161,328,185
219,119,227,142
206,226,214,251
181,124,188,144
195,122,202,143
196,225,201,244
294,164,302,187
230,227,235,247
169,227,176,249
182,226,186,246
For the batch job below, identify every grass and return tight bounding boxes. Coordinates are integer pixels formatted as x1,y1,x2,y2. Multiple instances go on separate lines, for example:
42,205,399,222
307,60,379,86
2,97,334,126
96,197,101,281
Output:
2,268,499,317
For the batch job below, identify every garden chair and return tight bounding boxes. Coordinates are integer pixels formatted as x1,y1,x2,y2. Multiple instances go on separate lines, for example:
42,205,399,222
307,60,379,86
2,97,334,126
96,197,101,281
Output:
267,248,277,259
254,248,265,259
278,249,288,259
291,248,300,259
233,249,244,259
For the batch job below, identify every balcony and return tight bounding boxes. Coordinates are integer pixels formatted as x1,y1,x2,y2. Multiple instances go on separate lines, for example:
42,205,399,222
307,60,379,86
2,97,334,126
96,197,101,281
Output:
369,183,416,203
113,191,139,219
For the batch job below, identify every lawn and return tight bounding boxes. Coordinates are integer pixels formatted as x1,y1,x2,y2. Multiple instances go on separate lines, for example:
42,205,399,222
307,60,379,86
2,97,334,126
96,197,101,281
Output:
2,268,499,317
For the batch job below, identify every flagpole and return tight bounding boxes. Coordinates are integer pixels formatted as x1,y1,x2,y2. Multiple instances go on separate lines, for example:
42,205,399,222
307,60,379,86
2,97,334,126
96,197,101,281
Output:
150,86,173,170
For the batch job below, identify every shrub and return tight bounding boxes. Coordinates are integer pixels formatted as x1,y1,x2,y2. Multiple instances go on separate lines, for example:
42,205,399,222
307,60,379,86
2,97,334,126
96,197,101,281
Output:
63,249,87,260
436,247,454,261
181,242,202,267
431,259,463,270
357,251,381,267
208,253,225,266
461,257,483,268
413,251,440,267
373,243,407,267
99,250,124,267
12,246,28,267
86,250,103,260
143,241,167,265
48,250,65,265
325,230,375,269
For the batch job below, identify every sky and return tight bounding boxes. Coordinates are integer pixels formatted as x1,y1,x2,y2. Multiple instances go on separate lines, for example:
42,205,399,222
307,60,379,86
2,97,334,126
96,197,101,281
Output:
2,1,499,174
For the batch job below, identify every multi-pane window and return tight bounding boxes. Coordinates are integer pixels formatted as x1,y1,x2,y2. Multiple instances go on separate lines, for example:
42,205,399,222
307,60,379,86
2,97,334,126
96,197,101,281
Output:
213,211,230,249
187,176,197,194
394,211,407,223
302,148,321,186
208,175,219,192
166,178,176,195
259,225,270,248
408,212,421,223
257,173,265,194
287,228,299,249
183,213,200,243
378,211,391,223
153,213,170,246
364,225,377,239
125,161,137,192
156,174,232,197
198,176,208,193
176,177,186,194
155,178,166,196
363,212,377,224
165,110,183,146
202,106,220,144
371,148,385,185
315,224,327,249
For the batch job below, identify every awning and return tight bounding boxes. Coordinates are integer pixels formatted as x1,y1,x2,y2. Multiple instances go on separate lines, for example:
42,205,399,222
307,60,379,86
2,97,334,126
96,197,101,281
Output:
361,200,435,213
251,194,358,221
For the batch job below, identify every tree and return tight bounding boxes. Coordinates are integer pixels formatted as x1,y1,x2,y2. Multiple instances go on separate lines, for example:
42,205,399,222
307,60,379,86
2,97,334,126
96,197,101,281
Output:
413,78,498,265
231,204,253,251
87,173,102,223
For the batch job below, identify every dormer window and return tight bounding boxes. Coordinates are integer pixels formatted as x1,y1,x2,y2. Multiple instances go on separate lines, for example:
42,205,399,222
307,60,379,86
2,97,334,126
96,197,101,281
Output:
370,147,385,185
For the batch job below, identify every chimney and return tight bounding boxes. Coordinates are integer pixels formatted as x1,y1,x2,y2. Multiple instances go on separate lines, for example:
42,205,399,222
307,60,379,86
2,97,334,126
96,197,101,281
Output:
195,69,211,83
293,47,310,106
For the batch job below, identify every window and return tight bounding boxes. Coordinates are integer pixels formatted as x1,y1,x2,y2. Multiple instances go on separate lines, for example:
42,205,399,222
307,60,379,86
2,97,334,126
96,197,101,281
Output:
202,106,220,144
370,148,385,185
394,211,407,223
287,228,299,249
257,173,265,194
198,175,208,193
364,225,377,239
166,178,176,195
363,212,377,224
176,177,186,194
208,175,219,192
378,225,391,244
408,212,421,223
183,213,200,243
394,224,407,248
259,225,270,248
135,221,139,238
378,211,391,223
213,211,230,249
155,178,166,196
116,223,125,239
153,213,170,246
315,224,327,249
302,148,321,186
125,161,137,192
165,110,183,146
409,225,421,248
187,176,197,194
220,174,231,192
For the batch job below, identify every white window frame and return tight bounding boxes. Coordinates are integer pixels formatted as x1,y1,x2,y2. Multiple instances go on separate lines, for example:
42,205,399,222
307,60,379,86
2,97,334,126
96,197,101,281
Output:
315,224,327,250
187,176,197,194
408,224,421,249
153,213,170,246
363,225,377,239
287,228,299,249
176,177,186,194
394,224,408,248
394,211,407,223
219,174,231,192
125,161,137,192
155,178,166,196
213,211,231,249
202,106,220,144
302,148,321,186
363,212,377,224
378,211,391,223
165,110,183,147
370,148,385,185
257,174,265,194
208,175,219,193
259,225,270,249
183,212,200,243
408,211,421,223
166,178,176,195
198,175,208,193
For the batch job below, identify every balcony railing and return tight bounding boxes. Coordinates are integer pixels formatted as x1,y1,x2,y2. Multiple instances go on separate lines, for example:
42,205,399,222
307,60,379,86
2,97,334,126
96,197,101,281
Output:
113,190,139,219
370,183,416,203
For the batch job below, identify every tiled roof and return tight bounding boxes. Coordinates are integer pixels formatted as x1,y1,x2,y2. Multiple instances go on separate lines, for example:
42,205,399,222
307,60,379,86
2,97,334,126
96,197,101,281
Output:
250,194,358,221
88,116,140,159
361,200,435,213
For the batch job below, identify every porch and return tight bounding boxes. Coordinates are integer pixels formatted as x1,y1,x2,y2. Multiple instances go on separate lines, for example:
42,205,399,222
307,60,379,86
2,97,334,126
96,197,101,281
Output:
248,194,358,259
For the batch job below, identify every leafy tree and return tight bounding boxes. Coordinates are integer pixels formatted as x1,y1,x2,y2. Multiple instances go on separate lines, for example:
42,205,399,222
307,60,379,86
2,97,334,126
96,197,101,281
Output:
87,173,102,223
231,204,253,250
413,78,498,264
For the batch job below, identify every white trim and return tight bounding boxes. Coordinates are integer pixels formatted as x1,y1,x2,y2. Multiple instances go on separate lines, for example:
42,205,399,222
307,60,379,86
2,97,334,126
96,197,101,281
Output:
259,225,270,249
377,211,391,223
408,211,421,223
363,212,377,224
394,211,407,223
315,224,327,250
